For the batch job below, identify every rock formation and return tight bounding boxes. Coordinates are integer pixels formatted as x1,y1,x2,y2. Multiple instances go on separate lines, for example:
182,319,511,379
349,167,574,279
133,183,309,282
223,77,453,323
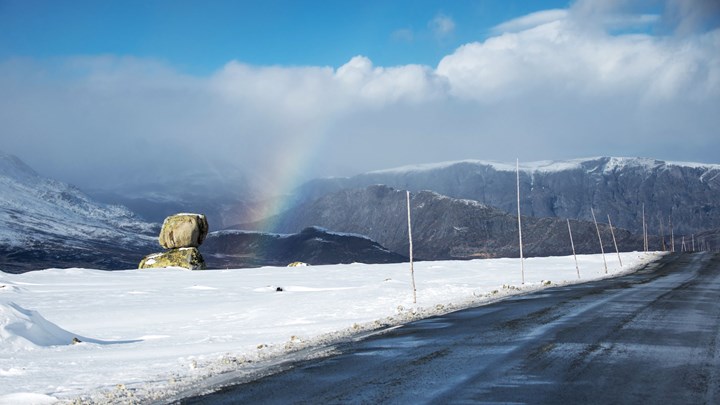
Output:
139,213,208,270
159,213,209,248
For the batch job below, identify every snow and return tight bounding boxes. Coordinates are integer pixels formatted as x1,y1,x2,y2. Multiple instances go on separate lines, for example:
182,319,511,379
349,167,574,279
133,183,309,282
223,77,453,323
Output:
0,252,661,403
366,157,720,177
0,157,156,248
666,160,720,170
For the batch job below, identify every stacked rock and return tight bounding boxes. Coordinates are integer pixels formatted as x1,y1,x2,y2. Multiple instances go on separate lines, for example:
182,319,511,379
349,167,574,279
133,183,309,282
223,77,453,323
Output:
139,213,209,270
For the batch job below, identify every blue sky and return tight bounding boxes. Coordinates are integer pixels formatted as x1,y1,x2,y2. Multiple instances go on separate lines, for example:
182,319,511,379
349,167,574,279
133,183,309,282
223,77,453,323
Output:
1,0,573,72
0,0,719,199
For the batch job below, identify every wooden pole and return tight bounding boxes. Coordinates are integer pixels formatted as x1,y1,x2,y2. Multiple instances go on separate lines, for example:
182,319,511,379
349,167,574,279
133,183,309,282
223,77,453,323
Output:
591,208,608,274
516,159,525,285
608,214,623,267
406,191,417,304
567,219,580,279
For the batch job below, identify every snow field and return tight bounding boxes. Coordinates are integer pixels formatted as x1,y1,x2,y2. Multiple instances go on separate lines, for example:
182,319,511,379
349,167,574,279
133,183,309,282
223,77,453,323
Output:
0,252,662,404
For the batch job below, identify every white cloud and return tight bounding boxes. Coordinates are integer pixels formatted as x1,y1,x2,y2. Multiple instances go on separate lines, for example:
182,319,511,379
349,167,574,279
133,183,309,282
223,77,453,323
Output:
492,9,569,33
1,4,719,199
663,0,720,35
570,0,720,34
429,14,455,38
438,18,720,103
391,28,414,43
335,56,447,104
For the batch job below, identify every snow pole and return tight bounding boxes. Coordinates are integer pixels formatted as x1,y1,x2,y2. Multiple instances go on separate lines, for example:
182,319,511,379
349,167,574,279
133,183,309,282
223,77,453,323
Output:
642,204,647,252
516,159,525,285
567,219,580,279
670,215,675,252
607,214,623,267
591,208,608,274
659,216,666,252
406,190,417,304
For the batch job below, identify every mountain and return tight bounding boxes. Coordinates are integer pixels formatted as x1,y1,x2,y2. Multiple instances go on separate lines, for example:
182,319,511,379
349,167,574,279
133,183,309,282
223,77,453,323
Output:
290,157,720,236
86,165,278,229
202,226,406,268
0,151,157,273
89,189,271,232
239,185,643,261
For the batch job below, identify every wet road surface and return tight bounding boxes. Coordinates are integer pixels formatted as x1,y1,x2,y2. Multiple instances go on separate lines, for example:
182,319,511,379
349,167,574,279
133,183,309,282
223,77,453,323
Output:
182,253,720,404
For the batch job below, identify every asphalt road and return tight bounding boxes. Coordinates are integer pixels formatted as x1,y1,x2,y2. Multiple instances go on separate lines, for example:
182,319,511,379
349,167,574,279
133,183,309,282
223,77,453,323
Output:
182,252,720,404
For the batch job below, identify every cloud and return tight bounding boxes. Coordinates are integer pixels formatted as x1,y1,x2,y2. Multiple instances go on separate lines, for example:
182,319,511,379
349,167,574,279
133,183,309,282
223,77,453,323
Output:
662,0,720,35
1,3,718,201
492,9,568,33
429,13,455,38
391,28,414,43
570,0,720,34
438,19,720,103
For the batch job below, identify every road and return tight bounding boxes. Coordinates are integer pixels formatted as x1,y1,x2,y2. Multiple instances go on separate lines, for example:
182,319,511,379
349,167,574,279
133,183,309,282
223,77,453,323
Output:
181,252,720,404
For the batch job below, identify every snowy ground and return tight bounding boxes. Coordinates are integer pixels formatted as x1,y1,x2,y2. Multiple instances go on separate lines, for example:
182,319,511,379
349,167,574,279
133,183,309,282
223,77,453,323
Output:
0,252,661,404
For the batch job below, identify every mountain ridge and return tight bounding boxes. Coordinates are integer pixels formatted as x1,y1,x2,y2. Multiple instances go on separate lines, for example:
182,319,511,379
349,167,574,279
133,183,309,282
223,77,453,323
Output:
290,157,720,236
0,150,158,273
203,226,406,268
238,185,645,261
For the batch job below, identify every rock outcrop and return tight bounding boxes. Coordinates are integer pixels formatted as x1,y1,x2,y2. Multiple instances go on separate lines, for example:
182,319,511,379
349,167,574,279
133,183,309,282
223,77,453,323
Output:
140,213,208,270
159,213,209,249
138,247,206,270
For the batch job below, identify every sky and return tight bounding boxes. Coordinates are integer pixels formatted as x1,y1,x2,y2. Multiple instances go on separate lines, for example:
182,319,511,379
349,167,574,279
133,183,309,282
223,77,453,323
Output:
1,0,719,199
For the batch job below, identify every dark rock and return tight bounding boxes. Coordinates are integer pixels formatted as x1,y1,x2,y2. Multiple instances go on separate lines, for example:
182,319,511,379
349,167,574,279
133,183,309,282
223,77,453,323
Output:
202,226,406,268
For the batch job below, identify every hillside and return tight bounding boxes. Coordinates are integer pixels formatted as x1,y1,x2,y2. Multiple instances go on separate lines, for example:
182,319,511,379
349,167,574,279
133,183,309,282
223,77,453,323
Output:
291,157,720,236
0,150,157,273
241,185,644,261
203,226,406,268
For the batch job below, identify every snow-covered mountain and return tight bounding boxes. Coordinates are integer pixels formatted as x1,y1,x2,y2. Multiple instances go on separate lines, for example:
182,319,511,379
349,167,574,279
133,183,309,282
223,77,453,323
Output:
0,151,157,273
241,185,645,261
291,157,720,236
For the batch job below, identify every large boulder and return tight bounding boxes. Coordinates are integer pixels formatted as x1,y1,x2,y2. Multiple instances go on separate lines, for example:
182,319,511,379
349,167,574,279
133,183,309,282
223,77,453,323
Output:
138,248,206,270
158,213,209,249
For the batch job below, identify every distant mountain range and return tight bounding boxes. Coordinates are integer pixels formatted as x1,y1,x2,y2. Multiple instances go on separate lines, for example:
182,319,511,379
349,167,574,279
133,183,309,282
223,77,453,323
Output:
0,151,405,272
239,185,646,261
289,157,720,236
4,152,717,272
0,151,158,273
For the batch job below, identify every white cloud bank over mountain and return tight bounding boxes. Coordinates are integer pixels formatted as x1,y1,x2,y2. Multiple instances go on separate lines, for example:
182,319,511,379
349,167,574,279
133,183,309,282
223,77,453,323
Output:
1,0,718,199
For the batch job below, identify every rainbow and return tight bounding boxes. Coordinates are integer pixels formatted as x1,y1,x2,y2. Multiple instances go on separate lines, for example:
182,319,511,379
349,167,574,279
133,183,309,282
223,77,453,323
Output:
245,120,336,231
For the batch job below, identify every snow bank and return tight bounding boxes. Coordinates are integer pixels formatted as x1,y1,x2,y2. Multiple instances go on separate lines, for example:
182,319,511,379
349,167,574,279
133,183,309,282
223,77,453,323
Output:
1,302,81,350
0,253,661,403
